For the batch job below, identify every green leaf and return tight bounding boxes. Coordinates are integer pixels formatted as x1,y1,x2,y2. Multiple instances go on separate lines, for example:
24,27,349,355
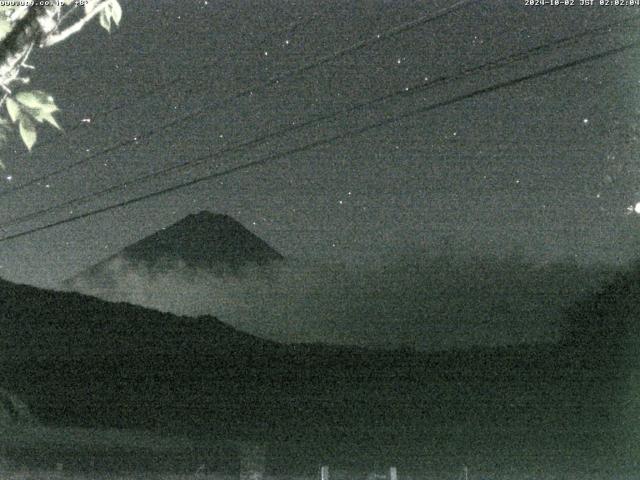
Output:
99,9,112,32
18,116,36,151
40,111,61,130
9,91,61,134
15,90,58,113
27,107,60,129
110,0,122,26
5,97,21,123
0,20,11,41
97,1,122,33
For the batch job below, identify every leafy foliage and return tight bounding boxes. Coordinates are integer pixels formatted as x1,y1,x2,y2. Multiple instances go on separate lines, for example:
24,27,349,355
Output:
0,20,11,42
88,0,122,32
5,91,60,151
0,1,122,159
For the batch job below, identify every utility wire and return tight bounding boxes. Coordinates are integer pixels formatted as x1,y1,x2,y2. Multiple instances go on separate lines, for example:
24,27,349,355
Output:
46,7,625,158
0,39,635,243
1,17,636,230
0,0,475,198
14,12,324,154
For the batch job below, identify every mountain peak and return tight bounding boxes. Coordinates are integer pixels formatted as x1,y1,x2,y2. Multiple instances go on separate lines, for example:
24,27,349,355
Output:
180,211,229,223
119,211,282,270
64,212,283,289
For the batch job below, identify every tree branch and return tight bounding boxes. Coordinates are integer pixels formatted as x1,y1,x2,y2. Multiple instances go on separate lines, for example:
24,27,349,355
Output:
42,1,110,47
0,4,58,86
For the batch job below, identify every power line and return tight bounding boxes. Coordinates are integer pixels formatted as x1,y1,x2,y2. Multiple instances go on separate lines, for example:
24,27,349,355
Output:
2,17,636,231
0,39,635,243
46,6,623,161
12,12,324,155
0,0,475,198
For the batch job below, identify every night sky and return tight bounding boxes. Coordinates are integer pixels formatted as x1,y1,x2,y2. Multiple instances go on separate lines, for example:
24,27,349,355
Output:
0,0,639,290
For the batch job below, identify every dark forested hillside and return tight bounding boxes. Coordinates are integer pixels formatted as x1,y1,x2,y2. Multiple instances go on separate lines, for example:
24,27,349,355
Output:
559,260,640,396
0,275,634,472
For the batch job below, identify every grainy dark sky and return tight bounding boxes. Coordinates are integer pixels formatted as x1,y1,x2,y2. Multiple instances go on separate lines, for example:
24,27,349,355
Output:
0,0,639,288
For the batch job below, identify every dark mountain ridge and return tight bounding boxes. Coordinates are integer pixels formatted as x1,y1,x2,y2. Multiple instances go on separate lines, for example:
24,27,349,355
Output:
0,276,288,432
118,212,283,270
63,212,283,292
0,277,276,361
0,273,633,471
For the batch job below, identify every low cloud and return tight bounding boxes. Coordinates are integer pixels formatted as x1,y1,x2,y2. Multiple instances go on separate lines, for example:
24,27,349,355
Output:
62,254,614,351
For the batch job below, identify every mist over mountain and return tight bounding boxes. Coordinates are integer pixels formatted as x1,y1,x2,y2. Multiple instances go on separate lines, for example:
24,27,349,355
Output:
0,275,285,433
63,211,283,293
61,214,618,350
1,270,635,472
0,276,275,362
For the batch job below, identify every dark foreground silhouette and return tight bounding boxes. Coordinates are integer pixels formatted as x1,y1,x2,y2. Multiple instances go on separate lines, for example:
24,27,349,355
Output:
0,270,637,476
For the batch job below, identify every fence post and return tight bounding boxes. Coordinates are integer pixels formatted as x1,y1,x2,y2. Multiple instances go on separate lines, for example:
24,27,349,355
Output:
321,465,330,480
389,466,398,480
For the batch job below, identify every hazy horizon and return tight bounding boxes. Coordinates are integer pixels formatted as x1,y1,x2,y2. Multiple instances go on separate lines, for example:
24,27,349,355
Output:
59,246,621,351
